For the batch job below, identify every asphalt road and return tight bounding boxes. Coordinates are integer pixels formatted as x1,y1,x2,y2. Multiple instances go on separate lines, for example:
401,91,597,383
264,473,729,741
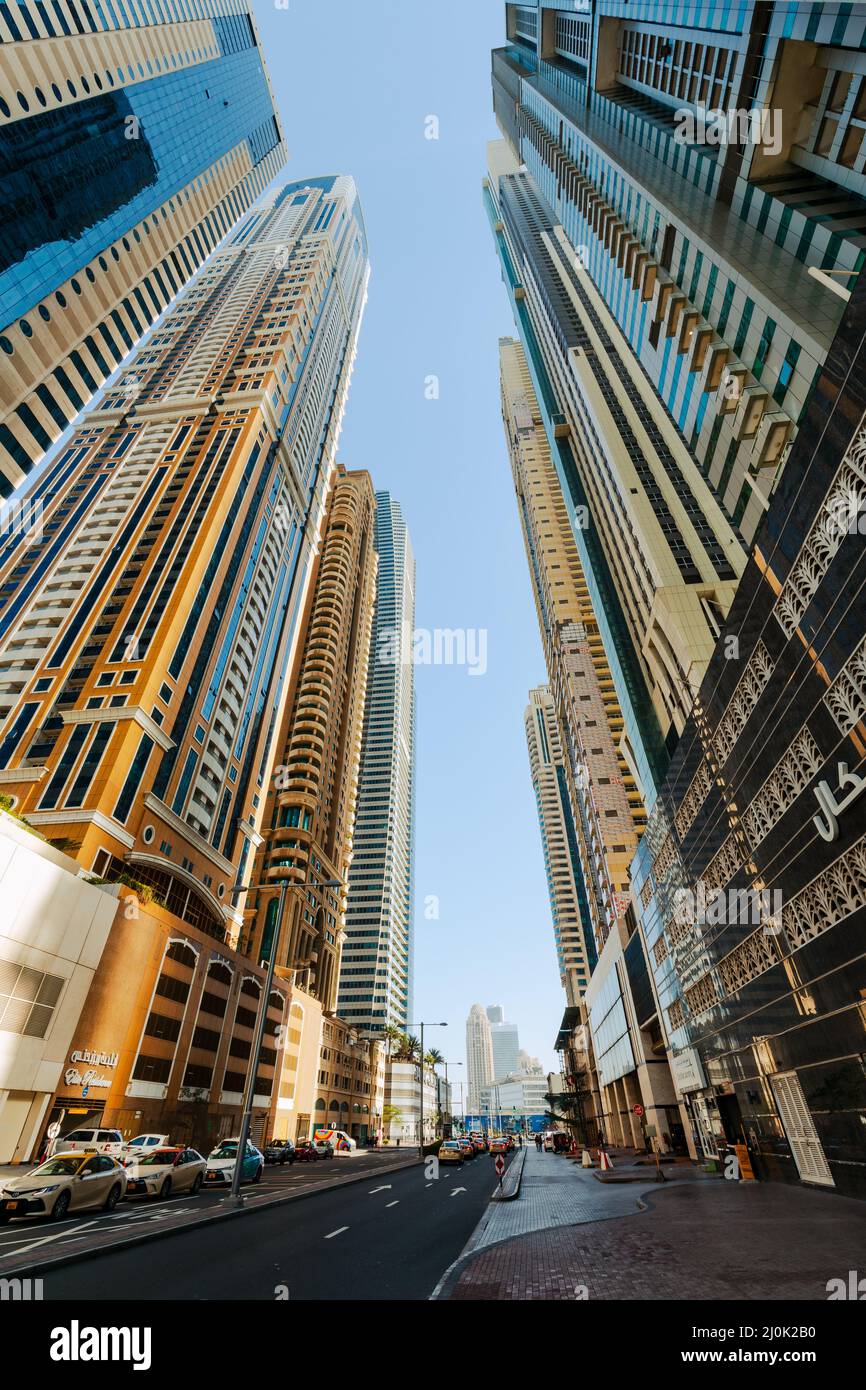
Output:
40,1150,508,1300
0,1149,411,1271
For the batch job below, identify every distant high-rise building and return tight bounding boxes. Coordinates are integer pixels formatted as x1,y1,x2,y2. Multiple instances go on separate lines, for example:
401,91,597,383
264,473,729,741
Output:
466,1002,495,1113
0,1,287,490
525,687,596,1004
489,1012,520,1081
0,176,369,947
502,335,643,956
517,1049,541,1075
338,493,416,1034
486,1004,504,1025
250,467,378,1014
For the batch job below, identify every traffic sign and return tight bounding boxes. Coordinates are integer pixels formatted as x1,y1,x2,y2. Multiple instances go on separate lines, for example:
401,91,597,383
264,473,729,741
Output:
633,1104,644,1117
494,1154,505,1176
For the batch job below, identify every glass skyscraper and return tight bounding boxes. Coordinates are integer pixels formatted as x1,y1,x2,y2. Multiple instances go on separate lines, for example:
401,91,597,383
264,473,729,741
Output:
632,270,866,1198
493,3,864,545
0,0,286,492
488,2,866,799
0,175,369,945
487,1007,521,1081
493,4,866,1191
338,492,416,1034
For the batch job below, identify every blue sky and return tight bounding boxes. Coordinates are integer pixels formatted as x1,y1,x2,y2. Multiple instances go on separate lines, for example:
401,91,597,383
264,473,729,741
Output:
253,0,563,1079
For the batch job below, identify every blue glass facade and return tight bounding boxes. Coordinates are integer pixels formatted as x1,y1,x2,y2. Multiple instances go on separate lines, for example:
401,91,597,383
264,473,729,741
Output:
0,45,280,328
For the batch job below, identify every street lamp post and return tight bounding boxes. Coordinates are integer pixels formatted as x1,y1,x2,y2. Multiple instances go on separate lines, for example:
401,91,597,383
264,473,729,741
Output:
229,873,341,1202
455,1079,465,1132
406,1021,447,1158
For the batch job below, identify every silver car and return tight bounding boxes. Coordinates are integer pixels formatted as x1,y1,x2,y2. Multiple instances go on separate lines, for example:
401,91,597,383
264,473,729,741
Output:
0,1152,127,1222
123,1146,207,1199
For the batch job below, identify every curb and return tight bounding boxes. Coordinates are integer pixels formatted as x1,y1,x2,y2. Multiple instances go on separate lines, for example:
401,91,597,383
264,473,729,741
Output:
2,1155,422,1280
491,1146,526,1201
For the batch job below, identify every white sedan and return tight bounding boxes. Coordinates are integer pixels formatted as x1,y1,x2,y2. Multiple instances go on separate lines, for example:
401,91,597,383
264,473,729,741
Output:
123,1146,207,1199
120,1132,169,1164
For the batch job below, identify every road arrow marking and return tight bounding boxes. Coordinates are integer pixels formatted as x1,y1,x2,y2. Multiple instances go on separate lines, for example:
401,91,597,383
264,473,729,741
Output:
368,1185,392,1193
324,1226,349,1239
450,1187,467,1196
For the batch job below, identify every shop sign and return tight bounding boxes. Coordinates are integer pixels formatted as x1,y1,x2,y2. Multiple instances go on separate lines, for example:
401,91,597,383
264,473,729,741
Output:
670,1047,707,1095
64,1046,118,1092
70,1048,118,1068
64,1067,113,1091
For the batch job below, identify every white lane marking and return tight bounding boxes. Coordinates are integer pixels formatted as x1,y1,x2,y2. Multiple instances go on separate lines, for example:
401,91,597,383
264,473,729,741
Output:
450,1187,467,1196
385,1200,399,1208
368,1185,392,1193
324,1226,349,1239
426,1183,433,1189
0,1218,101,1257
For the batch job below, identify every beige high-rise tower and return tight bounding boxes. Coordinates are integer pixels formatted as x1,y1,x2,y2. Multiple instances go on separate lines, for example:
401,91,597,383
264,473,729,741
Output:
247,467,378,1015
502,337,644,958
466,1003,495,1115
525,687,593,1005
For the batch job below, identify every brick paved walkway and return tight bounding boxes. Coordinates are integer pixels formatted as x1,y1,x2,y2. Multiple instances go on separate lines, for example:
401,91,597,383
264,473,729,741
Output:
464,1145,702,1252
443,1158,866,1300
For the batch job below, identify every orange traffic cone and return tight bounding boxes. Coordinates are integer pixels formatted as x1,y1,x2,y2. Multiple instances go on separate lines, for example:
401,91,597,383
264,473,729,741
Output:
581,1148,594,1168
599,1149,614,1172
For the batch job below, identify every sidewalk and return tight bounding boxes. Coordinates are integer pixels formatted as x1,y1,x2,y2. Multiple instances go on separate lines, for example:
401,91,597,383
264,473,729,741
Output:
436,1145,866,1300
450,1145,701,1256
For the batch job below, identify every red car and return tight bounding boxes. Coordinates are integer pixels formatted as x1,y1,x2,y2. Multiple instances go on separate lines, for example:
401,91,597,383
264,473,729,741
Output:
295,1140,331,1162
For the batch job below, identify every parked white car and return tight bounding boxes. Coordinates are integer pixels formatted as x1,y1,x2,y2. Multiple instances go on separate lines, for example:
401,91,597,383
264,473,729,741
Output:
120,1133,169,1164
204,1138,264,1187
124,1146,206,1199
47,1127,124,1159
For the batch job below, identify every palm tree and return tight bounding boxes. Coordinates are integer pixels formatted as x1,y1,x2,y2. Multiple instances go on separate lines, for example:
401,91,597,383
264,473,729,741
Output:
383,1024,401,1058
426,1047,445,1068
403,1033,421,1060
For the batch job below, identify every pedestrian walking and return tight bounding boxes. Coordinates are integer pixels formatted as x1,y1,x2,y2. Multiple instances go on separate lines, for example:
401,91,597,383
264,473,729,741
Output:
534,1133,543,1152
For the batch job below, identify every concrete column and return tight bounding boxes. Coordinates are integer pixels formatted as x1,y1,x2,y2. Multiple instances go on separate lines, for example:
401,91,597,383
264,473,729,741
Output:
0,1091,10,1163
611,1078,628,1147
12,1092,51,1164
623,1072,646,1150
600,1082,618,1145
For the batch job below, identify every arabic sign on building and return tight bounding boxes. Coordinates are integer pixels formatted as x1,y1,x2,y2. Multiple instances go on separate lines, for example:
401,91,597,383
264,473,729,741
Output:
70,1048,118,1069
64,1047,118,1092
